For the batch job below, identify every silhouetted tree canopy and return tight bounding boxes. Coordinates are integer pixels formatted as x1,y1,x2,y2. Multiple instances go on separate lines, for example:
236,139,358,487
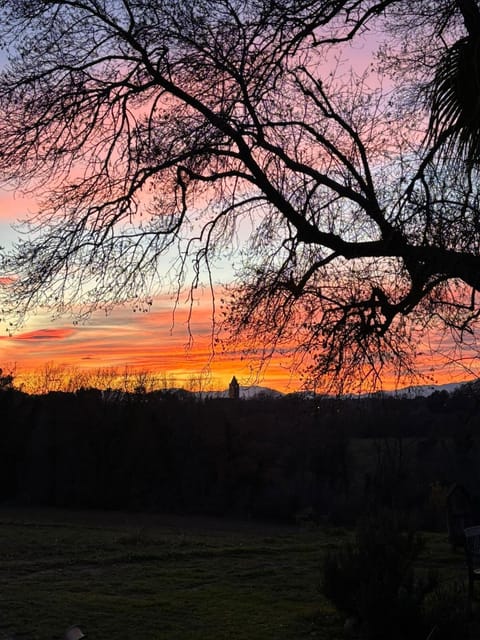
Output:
1,0,480,390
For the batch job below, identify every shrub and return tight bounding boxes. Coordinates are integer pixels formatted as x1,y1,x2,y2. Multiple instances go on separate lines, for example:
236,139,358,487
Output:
423,581,470,640
322,513,436,640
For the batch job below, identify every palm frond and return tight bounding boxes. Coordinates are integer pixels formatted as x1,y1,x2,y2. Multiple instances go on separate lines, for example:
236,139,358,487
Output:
428,35,480,165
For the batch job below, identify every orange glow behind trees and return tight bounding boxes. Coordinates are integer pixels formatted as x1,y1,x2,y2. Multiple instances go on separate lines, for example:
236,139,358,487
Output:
0,285,300,392
1,290,478,393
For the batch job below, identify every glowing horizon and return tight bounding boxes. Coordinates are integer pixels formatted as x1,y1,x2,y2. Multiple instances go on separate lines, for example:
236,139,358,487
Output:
0,290,304,393
1,181,479,395
1,294,479,395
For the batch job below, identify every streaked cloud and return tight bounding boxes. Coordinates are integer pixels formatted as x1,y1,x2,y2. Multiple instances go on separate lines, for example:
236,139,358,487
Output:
6,328,76,341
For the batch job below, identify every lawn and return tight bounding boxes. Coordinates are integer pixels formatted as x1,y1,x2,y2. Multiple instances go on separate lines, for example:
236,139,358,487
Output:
0,508,469,640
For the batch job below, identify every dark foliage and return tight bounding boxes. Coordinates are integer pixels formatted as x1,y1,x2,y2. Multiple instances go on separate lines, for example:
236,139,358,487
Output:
322,512,472,639
0,386,480,526
423,581,470,640
322,514,433,640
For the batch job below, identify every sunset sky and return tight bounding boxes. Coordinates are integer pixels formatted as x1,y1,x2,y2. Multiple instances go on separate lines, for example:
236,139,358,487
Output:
0,187,304,393
1,14,480,396
1,185,479,394
1,174,479,393
0,28,367,395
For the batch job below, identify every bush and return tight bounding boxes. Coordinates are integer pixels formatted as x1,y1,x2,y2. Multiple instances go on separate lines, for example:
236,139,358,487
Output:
322,513,436,640
423,581,470,640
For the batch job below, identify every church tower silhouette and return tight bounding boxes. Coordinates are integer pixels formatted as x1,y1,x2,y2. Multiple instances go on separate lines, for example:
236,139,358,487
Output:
228,376,240,399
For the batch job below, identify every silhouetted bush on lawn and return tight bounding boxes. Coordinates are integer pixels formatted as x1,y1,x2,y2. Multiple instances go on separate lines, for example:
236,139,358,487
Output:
322,512,470,639
423,581,470,640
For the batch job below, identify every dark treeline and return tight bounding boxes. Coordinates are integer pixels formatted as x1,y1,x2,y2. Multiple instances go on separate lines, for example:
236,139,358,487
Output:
1,383,480,527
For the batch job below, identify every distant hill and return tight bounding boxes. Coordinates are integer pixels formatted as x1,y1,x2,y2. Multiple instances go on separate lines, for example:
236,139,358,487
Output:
164,378,478,401
379,381,470,398
205,385,284,400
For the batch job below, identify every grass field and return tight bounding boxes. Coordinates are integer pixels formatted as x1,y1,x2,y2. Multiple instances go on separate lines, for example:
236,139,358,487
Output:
0,508,471,640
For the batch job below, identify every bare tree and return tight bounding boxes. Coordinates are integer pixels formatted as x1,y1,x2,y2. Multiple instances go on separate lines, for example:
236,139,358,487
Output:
0,367,14,391
0,0,479,390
